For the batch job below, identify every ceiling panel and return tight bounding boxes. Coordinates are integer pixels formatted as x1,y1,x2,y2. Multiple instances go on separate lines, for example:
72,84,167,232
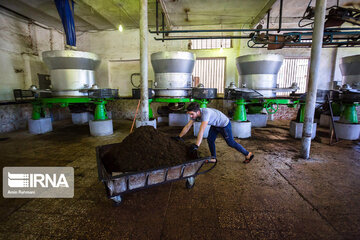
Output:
161,0,277,27
0,0,282,31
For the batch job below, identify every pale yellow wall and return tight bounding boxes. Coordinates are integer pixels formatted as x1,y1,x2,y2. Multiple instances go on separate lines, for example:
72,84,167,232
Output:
0,11,65,101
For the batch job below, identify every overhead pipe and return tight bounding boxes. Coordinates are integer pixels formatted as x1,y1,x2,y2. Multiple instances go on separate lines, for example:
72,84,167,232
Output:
154,30,359,41
301,0,327,159
149,27,360,34
155,0,158,35
140,0,149,122
154,36,251,41
278,0,283,33
162,12,165,42
158,0,171,28
266,10,271,36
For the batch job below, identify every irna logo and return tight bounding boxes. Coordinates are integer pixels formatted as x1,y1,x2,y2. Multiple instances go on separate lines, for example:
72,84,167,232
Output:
3,167,74,198
8,172,69,188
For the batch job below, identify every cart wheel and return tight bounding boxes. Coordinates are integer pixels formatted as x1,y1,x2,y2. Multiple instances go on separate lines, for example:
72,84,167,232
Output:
111,195,122,205
186,177,195,189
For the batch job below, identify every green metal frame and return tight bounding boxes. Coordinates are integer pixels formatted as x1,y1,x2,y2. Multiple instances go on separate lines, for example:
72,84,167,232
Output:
32,96,357,124
150,98,191,103
31,97,111,121
149,97,209,119
233,98,301,122
298,103,306,123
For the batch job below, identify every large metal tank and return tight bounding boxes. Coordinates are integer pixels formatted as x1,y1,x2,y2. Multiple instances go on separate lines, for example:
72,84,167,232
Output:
339,54,360,91
236,54,284,98
42,50,101,97
151,51,195,97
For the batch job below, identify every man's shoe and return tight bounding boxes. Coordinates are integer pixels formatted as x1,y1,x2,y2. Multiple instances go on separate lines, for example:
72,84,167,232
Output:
243,152,254,164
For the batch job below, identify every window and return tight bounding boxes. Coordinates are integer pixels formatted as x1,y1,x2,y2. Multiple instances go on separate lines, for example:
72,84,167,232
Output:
277,58,310,96
192,57,226,94
190,39,231,50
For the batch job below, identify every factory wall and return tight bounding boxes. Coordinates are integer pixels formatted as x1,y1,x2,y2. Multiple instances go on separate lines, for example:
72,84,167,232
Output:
0,10,65,101
0,11,70,133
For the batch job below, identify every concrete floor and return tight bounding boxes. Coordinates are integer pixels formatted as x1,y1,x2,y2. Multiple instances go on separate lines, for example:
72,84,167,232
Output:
0,119,359,240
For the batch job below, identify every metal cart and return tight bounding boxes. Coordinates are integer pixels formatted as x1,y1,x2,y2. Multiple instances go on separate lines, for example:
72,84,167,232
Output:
96,144,217,204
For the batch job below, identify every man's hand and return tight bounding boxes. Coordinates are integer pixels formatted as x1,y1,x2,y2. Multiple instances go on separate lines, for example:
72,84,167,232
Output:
188,144,199,159
189,143,198,151
171,136,184,142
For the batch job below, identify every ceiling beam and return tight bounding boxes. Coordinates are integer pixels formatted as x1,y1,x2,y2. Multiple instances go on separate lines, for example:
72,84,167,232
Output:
73,0,114,30
77,0,136,29
159,0,172,29
250,0,277,28
0,0,63,30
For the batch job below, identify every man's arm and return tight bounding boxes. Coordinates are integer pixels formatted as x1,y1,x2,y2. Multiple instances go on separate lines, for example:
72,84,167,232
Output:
179,119,194,138
195,121,208,146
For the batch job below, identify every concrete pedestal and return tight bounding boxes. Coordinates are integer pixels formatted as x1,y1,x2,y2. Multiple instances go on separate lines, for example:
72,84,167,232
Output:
28,118,53,134
89,120,113,136
136,119,157,129
231,121,251,138
332,122,360,140
319,114,340,128
169,113,190,127
193,121,211,138
289,120,317,139
72,112,89,125
247,113,268,128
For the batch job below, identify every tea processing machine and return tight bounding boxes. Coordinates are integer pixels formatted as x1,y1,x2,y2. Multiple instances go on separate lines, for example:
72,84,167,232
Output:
28,50,117,136
132,51,217,137
330,54,360,140
225,54,305,138
25,0,118,136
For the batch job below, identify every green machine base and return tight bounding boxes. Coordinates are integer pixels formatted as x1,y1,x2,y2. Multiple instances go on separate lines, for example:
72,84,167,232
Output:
31,97,112,121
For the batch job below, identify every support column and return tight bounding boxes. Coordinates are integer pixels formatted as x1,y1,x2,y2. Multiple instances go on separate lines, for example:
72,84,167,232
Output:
301,0,327,159
94,101,108,120
140,0,149,122
32,103,42,120
194,99,209,108
29,102,52,134
233,99,247,121
137,0,156,129
89,100,113,136
232,98,251,138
